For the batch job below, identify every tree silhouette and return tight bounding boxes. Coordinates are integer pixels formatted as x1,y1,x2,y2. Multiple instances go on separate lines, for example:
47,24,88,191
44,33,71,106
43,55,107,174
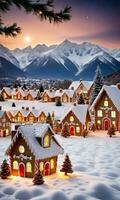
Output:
107,125,116,137
60,154,73,175
0,0,71,37
61,123,70,137
33,170,44,185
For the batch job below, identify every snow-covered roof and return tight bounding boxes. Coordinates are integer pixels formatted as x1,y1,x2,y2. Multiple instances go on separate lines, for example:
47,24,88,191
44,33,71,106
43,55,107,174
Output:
43,90,56,98
6,123,64,159
61,104,89,124
0,111,5,118
69,81,93,91
91,85,120,111
1,87,39,98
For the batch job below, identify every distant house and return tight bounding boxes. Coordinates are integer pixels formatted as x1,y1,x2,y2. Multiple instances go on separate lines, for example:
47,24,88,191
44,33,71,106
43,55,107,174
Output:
61,104,91,136
42,89,56,102
1,87,40,100
42,89,76,103
0,111,11,136
90,84,120,131
6,124,64,178
69,80,93,102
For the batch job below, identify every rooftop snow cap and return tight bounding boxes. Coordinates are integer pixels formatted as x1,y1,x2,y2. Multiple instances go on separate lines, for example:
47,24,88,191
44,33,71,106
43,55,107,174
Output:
6,123,64,160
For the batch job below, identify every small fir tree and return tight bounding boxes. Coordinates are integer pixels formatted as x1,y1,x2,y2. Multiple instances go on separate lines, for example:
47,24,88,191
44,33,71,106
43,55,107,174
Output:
107,125,116,137
60,154,73,175
89,66,104,106
0,94,4,101
82,129,88,138
78,94,84,104
33,170,44,185
61,123,70,137
1,160,11,179
39,85,44,93
46,112,53,128
56,97,62,106
12,102,16,107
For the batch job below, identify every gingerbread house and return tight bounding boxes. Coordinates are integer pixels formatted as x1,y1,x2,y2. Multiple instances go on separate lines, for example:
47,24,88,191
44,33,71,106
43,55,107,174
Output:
90,85,120,131
6,123,64,178
61,104,91,136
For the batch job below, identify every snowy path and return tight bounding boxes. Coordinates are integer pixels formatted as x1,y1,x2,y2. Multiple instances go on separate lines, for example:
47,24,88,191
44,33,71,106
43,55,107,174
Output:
0,132,120,200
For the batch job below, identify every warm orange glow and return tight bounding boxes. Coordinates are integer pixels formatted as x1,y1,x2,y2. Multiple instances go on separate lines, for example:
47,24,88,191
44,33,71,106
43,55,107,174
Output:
25,36,31,43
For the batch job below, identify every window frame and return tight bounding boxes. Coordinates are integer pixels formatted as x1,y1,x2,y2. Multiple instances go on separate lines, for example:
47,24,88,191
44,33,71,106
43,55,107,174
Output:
43,134,50,148
26,162,32,172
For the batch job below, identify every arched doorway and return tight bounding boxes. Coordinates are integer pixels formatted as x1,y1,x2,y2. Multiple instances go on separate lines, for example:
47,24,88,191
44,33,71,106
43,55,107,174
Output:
103,118,111,130
44,162,50,176
70,126,75,136
19,163,25,177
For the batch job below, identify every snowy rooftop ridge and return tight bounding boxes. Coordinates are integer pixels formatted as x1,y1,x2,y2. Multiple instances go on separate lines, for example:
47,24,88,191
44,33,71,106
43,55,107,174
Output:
6,123,64,159
69,81,93,91
91,85,120,111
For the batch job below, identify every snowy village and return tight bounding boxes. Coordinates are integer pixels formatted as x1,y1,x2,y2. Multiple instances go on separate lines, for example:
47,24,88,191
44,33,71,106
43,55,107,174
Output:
0,0,120,200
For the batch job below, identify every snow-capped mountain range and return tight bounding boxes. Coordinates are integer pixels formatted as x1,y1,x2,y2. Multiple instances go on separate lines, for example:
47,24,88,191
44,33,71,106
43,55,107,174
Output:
0,40,120,80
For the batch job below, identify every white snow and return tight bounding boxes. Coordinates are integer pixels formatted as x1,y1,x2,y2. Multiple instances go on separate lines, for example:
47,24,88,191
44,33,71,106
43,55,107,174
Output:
0,131,120,200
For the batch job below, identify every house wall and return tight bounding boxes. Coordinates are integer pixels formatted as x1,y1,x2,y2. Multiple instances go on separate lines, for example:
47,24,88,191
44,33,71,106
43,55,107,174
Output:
94,91,119,130
1,90,11,99
0,113,11,136
10,135,35,178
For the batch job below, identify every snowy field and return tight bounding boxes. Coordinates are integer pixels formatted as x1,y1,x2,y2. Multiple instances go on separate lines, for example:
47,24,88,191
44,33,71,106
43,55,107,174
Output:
0,132,120,200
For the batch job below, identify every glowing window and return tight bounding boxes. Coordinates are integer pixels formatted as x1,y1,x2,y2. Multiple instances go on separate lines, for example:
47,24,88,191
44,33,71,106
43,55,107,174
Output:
19,145,25,153
13,161,18,170
112,121,116,125
97,120,101,124
111,111,116,118
26,162,32,172
44,135,50,147
76,127,80,133
50,159,54,169
97,110,103,117
6,129,9,135
104,100,108,107
39,162,44,171
70,116,74,122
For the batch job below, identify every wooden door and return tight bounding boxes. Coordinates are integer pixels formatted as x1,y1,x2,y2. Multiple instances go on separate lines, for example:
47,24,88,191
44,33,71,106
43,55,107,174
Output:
44,162,50,176
104,119,110,130
19,163,25,177
70,126,75,136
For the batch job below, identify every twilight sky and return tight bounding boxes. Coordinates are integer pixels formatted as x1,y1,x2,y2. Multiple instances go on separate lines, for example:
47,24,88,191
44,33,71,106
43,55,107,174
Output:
0,0,120,49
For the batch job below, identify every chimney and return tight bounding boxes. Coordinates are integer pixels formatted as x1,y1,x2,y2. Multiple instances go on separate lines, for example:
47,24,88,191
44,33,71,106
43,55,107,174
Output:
22,106,24,109
49,89,52,92
80,79,82,83
0,106,2,110
71,86,74,90
116,83,120,90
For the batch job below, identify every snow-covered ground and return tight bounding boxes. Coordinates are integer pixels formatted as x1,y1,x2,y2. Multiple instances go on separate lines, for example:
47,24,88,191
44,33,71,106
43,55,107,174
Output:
0,132,120,200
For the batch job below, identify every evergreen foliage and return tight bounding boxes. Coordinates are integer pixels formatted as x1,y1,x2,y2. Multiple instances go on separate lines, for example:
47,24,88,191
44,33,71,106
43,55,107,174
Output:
33,170,44,185
61,123,70,137
46,112,53,128
60,154,73,175
56,97,62,106
107,125,116,137
39,85,44,93
1,160,11,179
82,129,88,138
78,94,84,104
89,66,104,106
12,102,16,107
0,94,4,101
0,0,71,37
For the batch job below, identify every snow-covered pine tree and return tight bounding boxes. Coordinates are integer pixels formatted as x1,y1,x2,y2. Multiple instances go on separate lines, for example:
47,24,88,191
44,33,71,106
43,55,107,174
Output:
89,65,104,106
33,170,44,185
46,112,53,128
60,154,73,175
1,160,11,179
107,125,116,137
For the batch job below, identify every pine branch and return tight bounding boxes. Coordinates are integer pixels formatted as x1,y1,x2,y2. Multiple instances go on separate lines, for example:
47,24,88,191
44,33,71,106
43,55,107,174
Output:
0,23,21,37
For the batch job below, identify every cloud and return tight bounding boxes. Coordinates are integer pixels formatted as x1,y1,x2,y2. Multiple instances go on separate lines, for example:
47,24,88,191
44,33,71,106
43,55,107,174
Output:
69,29,120,43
